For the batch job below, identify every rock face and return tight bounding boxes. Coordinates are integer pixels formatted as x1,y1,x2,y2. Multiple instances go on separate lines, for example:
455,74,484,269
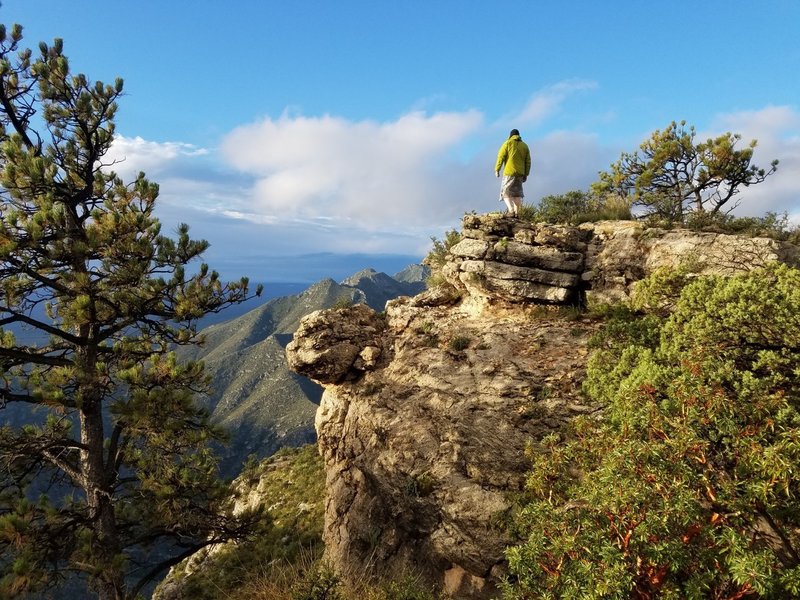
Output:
287,298,597,598
286,215,799,597
443,214,800,306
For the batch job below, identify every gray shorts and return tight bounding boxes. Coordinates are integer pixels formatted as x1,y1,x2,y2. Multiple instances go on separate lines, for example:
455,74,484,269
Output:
500,175,525,199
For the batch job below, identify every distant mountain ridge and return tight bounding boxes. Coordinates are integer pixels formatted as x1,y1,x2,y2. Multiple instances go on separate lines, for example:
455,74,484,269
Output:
187,265,428,475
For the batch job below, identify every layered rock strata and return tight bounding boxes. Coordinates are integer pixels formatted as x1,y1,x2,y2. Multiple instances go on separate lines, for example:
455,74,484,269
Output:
442,214,800,305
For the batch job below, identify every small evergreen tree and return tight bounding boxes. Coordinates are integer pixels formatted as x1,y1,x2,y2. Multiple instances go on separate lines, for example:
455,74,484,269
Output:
0,24,263,599
536,191,592,224
507,265,800,599
592,120,778,223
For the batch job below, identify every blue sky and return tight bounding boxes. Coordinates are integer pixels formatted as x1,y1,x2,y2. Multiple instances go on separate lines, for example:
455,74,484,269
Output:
3,1,799,282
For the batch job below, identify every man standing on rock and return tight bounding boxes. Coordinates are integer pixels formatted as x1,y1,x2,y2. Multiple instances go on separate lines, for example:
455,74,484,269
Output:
495,128,531,217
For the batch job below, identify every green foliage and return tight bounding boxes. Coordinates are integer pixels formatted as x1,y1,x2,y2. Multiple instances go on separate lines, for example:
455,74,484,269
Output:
522,190,632,225
0,24,260,599
173,444,440,600
333,296,355,310
507,264,800,599
369,576,437,600
535,190,593,224
167,445,326,600
447,335,470,352
684,210,800,244
593,120,779,223
423,229,461,287
527,304,585,322
290,563,344,600
515,203,539,221
414,322,439,347
404,471,437,498
629,262,700,316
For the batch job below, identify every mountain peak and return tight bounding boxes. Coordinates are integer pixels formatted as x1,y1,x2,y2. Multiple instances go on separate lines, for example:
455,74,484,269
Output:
339,268,380,286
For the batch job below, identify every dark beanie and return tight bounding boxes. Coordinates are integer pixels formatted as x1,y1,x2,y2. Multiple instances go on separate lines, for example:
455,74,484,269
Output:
509,128,520,137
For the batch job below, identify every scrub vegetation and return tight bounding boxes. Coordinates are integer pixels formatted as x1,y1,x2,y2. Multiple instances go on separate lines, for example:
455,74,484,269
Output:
505,264,800,599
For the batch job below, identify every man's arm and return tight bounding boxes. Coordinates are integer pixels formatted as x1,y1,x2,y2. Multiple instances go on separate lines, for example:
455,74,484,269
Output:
494,141,508,175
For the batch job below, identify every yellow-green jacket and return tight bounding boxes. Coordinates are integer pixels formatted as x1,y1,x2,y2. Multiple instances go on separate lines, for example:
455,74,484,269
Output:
495,135,531,177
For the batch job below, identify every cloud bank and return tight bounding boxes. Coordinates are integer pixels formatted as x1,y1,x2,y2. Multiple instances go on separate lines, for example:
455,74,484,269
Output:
218,110,484,228
107,90,800,278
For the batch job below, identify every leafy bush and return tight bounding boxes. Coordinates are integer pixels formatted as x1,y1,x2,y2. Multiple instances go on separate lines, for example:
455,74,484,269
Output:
536,191,593,223
423,230,461,270
629,262,700,316
684,210,800,244
506,265,800,599
523,190,632,225
448,335,470,352
290,563,344,600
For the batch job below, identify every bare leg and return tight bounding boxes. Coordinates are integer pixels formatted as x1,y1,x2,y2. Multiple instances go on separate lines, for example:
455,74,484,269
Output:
510,197,523,216
502,197,516,214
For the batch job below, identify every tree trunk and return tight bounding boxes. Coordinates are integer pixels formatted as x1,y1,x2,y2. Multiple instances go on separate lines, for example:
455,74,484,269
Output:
80,397,126,600
78,340,126,600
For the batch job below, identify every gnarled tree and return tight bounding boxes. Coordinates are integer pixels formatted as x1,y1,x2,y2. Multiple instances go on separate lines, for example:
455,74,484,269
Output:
592,120,778,222
0,24,263,599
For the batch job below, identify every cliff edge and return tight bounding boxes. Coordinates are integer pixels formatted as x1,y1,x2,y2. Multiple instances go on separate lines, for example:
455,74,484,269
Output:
286,215,799,597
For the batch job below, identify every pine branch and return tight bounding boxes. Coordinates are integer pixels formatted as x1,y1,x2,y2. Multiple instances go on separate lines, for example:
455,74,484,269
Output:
0,309,84,346
0,346,72,367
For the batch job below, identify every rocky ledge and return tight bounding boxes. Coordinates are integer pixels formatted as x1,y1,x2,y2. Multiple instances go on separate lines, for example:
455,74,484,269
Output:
286,215,799,598
445,214,800,305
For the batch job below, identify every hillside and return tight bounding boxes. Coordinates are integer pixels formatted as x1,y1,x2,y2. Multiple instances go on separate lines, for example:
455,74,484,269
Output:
185,268,427,474
153,214,800,600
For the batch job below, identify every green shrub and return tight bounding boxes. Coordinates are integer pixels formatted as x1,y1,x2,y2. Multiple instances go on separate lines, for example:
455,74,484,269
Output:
516,203,539,221
685,210,800,243
448,335,470,352
506,265,800,599
528,190,633,224
290,563,344,600
414,322,439,347
404,471,437,498
577,194,633,222
630,262,699,316
333,296,355,310
369,576,437,600
536,190,592,223
423,230,460,271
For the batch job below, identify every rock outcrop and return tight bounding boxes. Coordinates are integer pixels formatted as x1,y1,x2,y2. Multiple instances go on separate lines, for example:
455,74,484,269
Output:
443,214,800,306
286,215,799,597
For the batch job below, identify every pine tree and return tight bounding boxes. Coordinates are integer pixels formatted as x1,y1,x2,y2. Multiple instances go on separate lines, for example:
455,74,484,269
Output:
0,24,263,599
592,120,778,223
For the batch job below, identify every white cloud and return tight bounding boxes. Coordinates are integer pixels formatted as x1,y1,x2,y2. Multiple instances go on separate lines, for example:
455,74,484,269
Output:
219,110,484,228
506,80,598,129
216,81,608,235
525,130,614,199
104,135,209,181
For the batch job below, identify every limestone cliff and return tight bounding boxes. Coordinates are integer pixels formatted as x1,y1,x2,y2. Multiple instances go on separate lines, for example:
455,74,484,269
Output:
286,215,799,597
